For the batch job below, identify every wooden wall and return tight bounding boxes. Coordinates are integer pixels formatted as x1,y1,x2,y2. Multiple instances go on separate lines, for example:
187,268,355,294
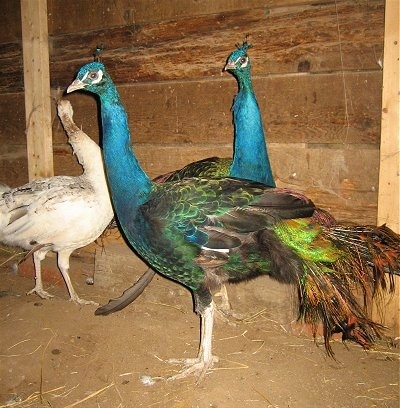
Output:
0,0,385,224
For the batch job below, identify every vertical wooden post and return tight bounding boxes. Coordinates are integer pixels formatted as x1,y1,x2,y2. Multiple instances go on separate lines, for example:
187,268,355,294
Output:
21,0,53,181
376,0,399,336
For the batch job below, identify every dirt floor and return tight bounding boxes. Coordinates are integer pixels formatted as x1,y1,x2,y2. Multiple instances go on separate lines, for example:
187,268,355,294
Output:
0,233,399,408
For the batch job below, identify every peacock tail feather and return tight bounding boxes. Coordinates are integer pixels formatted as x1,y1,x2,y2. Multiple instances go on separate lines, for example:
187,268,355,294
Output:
294,223,399,355
297,261,384,356
274,219,342,263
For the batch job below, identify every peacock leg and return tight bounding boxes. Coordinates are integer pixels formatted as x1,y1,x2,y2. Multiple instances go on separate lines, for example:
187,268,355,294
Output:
214,284,231,312
27,249,54,299
214,284,244,322
167,301,218,381
57,250,98,306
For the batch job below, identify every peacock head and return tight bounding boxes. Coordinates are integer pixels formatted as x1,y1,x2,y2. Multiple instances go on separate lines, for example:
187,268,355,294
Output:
67,62,110,95
224,41,252,73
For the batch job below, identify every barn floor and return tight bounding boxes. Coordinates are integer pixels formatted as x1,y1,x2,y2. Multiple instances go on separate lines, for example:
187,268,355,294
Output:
0,232,399,408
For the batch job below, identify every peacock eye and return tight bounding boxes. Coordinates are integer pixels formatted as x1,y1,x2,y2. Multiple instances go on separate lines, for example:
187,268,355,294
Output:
89,72,99,80
239,57,247,65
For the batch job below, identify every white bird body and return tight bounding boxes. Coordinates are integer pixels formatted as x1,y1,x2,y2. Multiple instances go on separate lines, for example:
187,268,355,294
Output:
0,100,114,304
0,183,10,193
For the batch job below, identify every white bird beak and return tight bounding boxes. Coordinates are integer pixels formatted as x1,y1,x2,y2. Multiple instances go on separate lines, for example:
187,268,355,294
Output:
67,79,86,93
223,61,235,71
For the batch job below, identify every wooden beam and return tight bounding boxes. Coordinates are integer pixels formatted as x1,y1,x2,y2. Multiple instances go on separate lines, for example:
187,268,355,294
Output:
376,0,399,336
21,0,53,180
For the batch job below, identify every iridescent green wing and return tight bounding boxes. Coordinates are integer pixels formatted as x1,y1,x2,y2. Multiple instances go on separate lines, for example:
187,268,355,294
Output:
153,158,232,183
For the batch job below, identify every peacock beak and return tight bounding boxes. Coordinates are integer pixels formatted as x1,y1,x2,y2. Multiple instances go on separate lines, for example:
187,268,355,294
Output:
223,61,235,71
66,79,86,93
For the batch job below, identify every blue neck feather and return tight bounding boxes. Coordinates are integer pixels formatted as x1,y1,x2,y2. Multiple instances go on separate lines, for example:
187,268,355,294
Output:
98,85,152,220
229,69,275,187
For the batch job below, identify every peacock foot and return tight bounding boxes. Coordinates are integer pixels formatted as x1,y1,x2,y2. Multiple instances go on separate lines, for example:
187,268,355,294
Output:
69,295,98,306
166,355,219,381
214,307,244,326
27,287,54,299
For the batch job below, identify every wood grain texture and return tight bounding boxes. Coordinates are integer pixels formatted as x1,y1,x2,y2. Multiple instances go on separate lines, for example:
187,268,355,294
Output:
49,1,384,86
0,144,28,188
377,0,399,233
0,0,22,42
0,1,384,92
48,71,381,146
47,0,336,34
376,0,399,336
21,0,54,180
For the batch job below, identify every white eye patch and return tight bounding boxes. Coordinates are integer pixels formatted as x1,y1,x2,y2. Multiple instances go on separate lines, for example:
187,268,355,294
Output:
92,69,103,84
81,69,103,84
234,56,248,68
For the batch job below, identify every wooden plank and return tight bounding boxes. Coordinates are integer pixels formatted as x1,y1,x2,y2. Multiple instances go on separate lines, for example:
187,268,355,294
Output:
0,1,384,93
376,0,399,336
21,0,53,180
0,145,28,187
0,94,26,144
378,1,400,232
55,71,382,147
0,93,28,187
48,1,384,87
47,0,337,34
0,42,23,93
0,0,22,42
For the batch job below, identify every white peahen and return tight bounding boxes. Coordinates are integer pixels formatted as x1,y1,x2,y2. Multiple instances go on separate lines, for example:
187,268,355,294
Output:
0,100,114,304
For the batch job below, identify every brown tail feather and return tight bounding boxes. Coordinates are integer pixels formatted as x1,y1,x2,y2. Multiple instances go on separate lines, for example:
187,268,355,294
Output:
324,224,400,294
297,224,399,355
298,261,384,357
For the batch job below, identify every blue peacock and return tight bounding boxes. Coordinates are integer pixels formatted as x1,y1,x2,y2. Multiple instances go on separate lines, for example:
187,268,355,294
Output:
155,41,275,186
96,41,279,315
67,61,400,381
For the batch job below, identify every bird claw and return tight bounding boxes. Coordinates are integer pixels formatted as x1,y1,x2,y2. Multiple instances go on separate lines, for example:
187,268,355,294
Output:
69,297,98,306
26,287,97,306
166,355,219,381
26,288,54,299
214,306,245,326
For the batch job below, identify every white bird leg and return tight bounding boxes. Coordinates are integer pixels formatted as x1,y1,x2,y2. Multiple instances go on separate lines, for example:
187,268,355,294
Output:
167,301,218,381
214,284,243,322
214,284,231,313
27,249,54,299
57,251,98,306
